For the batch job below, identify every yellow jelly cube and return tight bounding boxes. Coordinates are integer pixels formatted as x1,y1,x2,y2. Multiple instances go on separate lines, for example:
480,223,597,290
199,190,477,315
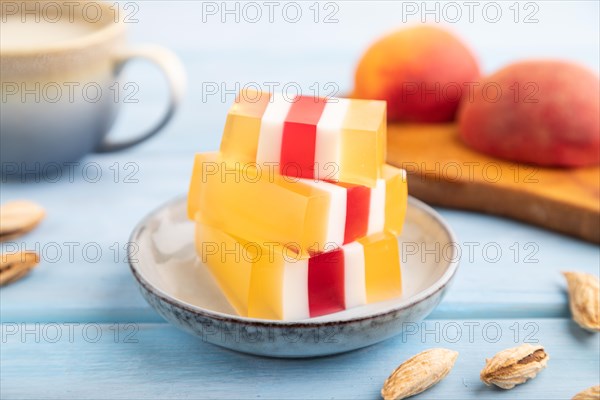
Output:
358,232,402,303
188,152,331,256
219,90,271,163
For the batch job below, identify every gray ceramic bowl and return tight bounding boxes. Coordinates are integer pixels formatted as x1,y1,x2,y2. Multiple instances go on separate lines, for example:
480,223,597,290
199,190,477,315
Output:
129,196,458,358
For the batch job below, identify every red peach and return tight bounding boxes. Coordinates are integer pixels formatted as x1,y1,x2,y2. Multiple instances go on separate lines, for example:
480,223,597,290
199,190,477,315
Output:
458,60,600,167
354,26,480,122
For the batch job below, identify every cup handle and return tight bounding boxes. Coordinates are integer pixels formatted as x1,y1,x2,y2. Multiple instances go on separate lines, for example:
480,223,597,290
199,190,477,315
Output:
95,45,186,153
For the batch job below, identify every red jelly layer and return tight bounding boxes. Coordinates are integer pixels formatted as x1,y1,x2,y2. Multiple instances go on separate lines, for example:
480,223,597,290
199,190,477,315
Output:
308,248,345,317
337,183,371,244
280,96,327,179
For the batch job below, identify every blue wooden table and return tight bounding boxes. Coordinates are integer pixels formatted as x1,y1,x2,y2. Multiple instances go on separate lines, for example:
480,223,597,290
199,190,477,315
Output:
2,2,599,399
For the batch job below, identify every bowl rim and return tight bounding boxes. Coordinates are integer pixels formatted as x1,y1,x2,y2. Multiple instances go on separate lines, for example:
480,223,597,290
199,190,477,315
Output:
128,195,459,327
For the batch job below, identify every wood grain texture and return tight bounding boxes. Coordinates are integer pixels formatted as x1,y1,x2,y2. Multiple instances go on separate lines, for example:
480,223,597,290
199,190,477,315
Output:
0,3,598,399
1,320,598,400
387,124,600,243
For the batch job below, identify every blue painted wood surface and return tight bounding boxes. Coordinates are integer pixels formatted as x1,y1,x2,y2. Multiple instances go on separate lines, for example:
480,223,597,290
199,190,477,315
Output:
1,320,599,399
1,2,599,398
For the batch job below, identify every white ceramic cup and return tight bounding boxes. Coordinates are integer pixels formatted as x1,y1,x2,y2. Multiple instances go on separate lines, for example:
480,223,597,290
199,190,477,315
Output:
0,0,186,174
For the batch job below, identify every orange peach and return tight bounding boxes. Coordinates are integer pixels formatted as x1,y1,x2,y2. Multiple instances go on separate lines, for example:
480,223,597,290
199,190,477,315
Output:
354,26,480,122
458,60,600,167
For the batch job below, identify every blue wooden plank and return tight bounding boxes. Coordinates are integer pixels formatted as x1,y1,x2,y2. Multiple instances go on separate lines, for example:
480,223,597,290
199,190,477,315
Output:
1,319,598,399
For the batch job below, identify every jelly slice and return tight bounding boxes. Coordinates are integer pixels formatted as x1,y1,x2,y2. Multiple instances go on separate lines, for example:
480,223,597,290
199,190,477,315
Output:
220,90,386,187
196,223,402,320
188,152,407,255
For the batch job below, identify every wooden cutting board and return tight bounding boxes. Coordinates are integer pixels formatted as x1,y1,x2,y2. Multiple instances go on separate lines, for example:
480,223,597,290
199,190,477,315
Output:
386,123,600,243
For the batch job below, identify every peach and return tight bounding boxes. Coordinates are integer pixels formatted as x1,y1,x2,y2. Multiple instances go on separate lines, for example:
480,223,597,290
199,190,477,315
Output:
354,26,480,122
458,60,600,167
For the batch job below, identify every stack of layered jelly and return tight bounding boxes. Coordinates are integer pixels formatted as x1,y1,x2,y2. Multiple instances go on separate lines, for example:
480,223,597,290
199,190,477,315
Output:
187,90,408,321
